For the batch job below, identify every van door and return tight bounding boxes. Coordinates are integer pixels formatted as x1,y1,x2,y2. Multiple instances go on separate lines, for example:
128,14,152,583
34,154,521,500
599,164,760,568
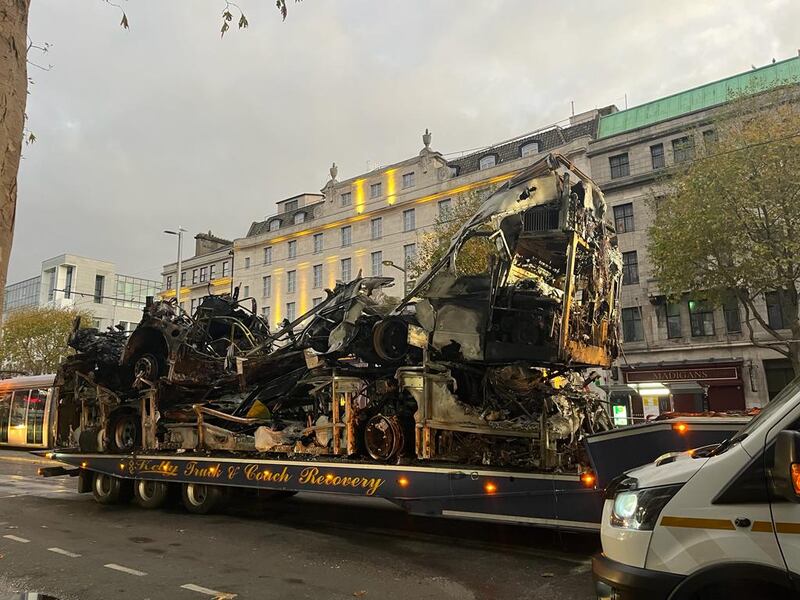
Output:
769,419,800,585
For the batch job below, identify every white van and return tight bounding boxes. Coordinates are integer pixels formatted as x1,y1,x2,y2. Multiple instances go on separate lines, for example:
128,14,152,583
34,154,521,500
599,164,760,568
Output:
593,378,800,600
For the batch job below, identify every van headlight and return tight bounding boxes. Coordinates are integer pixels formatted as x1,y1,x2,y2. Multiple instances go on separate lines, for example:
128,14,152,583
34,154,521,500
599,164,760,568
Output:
611,484,683,530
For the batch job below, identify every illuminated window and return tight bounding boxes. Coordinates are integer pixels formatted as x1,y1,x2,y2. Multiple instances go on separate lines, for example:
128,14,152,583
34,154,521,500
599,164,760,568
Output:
341,258,352,282
313,264,323,288
287,270,296,294
402,172,415,188
479,155,496,170
403,208,415,232
341,192,352,207
371,251,382,276
313,233,323,254
370,182,382,198
288,240,297,259
371,217,382,240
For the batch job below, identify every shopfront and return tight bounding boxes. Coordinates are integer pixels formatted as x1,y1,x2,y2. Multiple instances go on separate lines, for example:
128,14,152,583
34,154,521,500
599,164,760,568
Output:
613,362,745,421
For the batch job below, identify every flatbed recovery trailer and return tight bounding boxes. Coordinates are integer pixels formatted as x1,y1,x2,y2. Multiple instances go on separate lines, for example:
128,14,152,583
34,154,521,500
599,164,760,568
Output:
40,416,748,532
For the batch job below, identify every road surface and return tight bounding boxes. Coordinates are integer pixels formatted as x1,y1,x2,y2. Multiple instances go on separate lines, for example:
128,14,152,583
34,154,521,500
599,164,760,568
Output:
0,449,598,599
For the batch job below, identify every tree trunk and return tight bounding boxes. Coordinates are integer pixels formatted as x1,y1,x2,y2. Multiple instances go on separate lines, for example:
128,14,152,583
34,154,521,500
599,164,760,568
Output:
0,0,29,318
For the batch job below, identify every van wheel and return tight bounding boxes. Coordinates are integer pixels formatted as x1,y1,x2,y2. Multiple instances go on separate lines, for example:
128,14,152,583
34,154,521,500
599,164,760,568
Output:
181,483,225,514
92,472,131,505
108,413,141,453
134,480,170,509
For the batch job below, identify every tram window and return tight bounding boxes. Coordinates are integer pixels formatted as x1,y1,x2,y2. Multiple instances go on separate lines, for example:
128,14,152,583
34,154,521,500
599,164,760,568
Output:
27,389,46,444
9,390,28,429
0,393,10,443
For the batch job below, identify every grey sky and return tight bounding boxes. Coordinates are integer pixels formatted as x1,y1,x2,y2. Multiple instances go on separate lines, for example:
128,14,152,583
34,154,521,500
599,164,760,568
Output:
12,0,799,283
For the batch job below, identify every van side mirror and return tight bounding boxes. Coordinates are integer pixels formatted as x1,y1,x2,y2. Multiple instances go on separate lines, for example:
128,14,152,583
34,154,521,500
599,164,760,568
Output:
772,430,800,503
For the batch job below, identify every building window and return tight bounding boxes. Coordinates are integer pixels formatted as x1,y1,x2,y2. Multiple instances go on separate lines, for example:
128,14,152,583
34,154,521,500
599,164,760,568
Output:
609,153,630,179
666,303,681,339
689,300,715,336
262,275,271,298
703,129,718,147
288,240,297,259
293,212,305,225
312,297,323,307
313,233,323,254
313,264,322,289
200,266,207,282
287,270,296,294
262,306,270,321
244,257,250,270
341,192,352,207
438,198,452,220
180,271,187,286
371,251,383,276
190,298,197,314
243,285,250,298
613,203,634,233
723,293,741,333
449,166,459,177
403,208,416,232
402,172,415,189
622,307,644,342
766,291,789,330
64,266,74,299
672,136,695,163
370,182,382,199
286,302,296,322
222,262,229,277
479,155,496,170
370,217,382,240
622,251,639,285
94,275,104,304
166,275,173,290
340,258,352,282
209,264,216,280
520,141,540,157
284,199,298,212
269,219,281,231
403,243,416,268
341,226,352,247
192,269,198,284
650,144,665,170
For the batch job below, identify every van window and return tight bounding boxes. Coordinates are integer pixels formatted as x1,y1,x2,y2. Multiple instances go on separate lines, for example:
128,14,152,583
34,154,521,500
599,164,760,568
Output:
736,375,800,441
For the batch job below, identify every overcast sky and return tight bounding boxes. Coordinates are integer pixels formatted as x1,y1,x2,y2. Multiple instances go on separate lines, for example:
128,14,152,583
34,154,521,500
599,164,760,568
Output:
12,0,799,283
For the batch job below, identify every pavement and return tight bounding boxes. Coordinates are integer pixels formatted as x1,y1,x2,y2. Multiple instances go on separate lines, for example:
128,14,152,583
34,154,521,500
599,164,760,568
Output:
0,449,599,600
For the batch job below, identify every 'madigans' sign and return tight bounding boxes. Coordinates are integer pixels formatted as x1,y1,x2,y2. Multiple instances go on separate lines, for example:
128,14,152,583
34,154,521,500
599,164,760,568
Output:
624,366,738,384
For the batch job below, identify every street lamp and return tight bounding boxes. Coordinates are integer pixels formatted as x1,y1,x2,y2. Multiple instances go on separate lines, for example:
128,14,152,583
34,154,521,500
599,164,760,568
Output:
382,259,406,274
164,227,187,307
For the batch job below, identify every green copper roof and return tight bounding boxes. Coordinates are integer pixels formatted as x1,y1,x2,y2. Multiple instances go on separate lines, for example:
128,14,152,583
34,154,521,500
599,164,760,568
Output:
597,56,800,139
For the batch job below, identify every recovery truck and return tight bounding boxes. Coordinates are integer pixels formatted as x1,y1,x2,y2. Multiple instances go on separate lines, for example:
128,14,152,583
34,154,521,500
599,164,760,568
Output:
40,154,749,530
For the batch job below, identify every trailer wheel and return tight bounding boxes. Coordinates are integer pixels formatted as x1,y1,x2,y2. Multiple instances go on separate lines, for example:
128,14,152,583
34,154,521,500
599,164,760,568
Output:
134,480,170,509
181,483,225,514
92,472,130,505
108,413,141,453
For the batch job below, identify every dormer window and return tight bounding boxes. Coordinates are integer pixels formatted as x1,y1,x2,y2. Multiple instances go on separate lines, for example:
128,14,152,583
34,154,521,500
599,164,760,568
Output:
520,141,540,157
293,212,306,225
269,219,281,232
284,199,298,212
479,154,497,170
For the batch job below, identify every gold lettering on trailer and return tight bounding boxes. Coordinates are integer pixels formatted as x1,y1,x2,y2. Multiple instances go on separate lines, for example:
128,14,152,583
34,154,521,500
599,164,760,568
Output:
297,467,384,496
183,461,223,479
135,460,179,477
243,465,291,483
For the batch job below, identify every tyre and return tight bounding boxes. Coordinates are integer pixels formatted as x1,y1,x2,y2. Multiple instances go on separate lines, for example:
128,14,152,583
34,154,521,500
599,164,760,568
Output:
92,472,131,505
134,479,170,509
108,413,141,453
181,483,226,514
133,352,163,382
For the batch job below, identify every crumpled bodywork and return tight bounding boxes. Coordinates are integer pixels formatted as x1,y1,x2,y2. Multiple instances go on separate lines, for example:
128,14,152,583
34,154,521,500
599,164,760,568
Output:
56,153,620,473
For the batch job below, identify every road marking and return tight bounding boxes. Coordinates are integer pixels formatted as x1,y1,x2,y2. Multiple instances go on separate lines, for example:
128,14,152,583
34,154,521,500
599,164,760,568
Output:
48,547,81,558
3,535,30,543
181,584,237,598
104,563,147,576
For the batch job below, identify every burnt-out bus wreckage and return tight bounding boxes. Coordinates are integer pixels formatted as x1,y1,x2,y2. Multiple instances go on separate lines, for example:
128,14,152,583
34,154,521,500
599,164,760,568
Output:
56,154,622,475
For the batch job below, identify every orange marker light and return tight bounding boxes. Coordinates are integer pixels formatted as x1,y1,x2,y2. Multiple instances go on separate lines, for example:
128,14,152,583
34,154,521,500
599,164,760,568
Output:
397,476,410,488
484,481,498,494
580,472,596,487
80,461,88,469
326,473,334,481
673,423,688,434
119,463,125,470
791,464,800,495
